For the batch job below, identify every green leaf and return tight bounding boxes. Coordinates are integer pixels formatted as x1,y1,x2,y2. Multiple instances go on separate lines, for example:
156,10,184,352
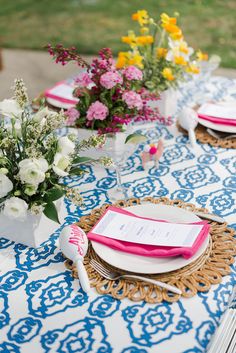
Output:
73,156,95,164
43,202,60,224
44,187,65,202
69,167,84,175
125,133,147,144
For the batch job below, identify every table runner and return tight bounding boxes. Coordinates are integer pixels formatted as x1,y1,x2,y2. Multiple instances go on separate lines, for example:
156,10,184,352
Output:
0,76,236,353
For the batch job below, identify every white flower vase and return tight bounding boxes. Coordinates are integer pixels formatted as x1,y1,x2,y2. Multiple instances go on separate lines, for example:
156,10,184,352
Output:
148,88,177,122
0,198,63,248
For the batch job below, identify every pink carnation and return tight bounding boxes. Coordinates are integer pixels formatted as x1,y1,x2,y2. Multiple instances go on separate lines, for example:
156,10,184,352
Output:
123,66,143,81
122,91,143,110
86,101,108,121
65,107,80,125
100,71,123,89
75,72,92,87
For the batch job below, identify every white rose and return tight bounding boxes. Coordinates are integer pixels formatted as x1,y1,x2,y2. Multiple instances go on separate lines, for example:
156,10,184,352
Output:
58,136,75,155
0,174,13,198
53,153,70,177
3,197,28,221
18,158,48,186
0,99,23,118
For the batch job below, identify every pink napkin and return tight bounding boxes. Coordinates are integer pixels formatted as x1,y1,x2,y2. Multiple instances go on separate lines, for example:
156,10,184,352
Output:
198,113,236,127
88,206,210,259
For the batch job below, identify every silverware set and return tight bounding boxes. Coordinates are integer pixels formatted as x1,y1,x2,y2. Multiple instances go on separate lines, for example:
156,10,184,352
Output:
90,259,182,295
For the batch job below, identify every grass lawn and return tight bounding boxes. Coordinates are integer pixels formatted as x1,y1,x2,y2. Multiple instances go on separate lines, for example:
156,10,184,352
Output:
0,0,235,68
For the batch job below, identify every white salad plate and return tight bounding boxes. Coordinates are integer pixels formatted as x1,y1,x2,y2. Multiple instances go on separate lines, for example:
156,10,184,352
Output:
91,204,210,274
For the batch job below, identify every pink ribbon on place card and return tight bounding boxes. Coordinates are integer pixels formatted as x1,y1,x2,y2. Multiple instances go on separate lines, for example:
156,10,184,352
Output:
88,206,210,259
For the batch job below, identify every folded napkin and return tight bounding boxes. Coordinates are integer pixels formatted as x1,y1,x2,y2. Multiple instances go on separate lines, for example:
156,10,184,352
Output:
45,81,78,105
88,206,210,259
198,103,236,126
198,114,236,126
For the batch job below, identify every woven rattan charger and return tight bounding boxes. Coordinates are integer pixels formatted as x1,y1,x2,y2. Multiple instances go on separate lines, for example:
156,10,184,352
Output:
64,197,236,303
177,122,236,149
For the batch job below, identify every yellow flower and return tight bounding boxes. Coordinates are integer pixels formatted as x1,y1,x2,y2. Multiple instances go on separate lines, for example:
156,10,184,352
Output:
122,31,138,48
196,50,208,61
156,47,168,58
132,10,149,26
128,53,144,68
174,56,187,66
140,27,149,35
161,13,177,26
179,42,189,55
116,52,129,68
162,68,175,81
137,35,154,45
186,63,200,74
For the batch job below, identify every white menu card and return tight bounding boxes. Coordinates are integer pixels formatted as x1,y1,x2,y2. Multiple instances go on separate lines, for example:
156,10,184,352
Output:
92,210,204,248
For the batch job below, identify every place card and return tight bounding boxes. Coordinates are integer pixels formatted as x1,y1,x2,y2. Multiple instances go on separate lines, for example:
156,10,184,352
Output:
89,207,205,248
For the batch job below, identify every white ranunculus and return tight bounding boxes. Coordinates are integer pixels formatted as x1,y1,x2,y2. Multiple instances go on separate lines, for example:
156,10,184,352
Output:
3,197,28,221
19,157,48,173
58,136,75,155
24,184,37,196
52,153,70,177
0,99,23,118
0,174,13,198
18,159,47,186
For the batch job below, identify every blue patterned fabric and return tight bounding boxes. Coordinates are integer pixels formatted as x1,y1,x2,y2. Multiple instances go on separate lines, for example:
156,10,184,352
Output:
0,76,236,353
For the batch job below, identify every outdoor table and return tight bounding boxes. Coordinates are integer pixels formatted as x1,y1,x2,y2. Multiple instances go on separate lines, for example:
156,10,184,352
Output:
0,76,236,353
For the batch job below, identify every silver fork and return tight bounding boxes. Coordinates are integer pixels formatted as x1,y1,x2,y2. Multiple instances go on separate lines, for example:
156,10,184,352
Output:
90,259,182,295
207,128,236,140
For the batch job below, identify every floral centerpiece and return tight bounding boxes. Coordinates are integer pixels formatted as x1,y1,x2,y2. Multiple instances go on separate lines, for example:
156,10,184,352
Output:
0,79,111,246
47,45,158,133
117,10,208,94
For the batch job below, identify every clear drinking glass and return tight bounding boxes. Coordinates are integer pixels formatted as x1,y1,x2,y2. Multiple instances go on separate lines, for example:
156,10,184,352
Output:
102,125,136,201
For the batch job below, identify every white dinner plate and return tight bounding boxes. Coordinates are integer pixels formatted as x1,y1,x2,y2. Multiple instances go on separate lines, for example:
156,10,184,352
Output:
198,117,236,134
91,204,210,274
46,97,76,109
197,101,236,133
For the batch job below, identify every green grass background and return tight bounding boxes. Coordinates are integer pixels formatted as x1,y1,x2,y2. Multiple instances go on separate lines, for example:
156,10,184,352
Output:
0,0,235,68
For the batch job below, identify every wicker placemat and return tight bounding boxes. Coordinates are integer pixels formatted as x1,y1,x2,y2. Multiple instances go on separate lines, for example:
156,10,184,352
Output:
64,197,236,303
177,123,236,149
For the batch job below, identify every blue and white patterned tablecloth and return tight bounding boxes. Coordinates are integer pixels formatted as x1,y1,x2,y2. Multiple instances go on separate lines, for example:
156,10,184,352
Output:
0,76,236,353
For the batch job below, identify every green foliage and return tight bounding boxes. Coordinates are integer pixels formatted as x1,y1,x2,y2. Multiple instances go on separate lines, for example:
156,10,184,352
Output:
0,0,234,68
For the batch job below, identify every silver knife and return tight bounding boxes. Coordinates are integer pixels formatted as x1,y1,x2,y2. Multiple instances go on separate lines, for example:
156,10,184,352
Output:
194,211,225,224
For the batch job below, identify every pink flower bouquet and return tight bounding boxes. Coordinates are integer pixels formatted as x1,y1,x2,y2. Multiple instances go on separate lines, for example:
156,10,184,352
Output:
47,45,158,133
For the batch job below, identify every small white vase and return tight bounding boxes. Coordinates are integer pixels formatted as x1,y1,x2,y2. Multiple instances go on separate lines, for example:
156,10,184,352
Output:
0,198,63,248
148,88,177,121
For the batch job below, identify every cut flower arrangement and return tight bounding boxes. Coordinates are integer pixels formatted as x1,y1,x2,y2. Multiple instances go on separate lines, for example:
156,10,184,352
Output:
47,45,159,133
117,10,208,93
0,79,111,224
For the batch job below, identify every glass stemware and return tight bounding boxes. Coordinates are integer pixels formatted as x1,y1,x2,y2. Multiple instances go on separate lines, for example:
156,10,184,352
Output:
102,125,137,201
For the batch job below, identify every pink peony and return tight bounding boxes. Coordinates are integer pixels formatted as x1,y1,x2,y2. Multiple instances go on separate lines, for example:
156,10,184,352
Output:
75,72,92,87
86,101,109,121
65,107,80,125
100,71,123,89
123,66,143,81
122,91,143,110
